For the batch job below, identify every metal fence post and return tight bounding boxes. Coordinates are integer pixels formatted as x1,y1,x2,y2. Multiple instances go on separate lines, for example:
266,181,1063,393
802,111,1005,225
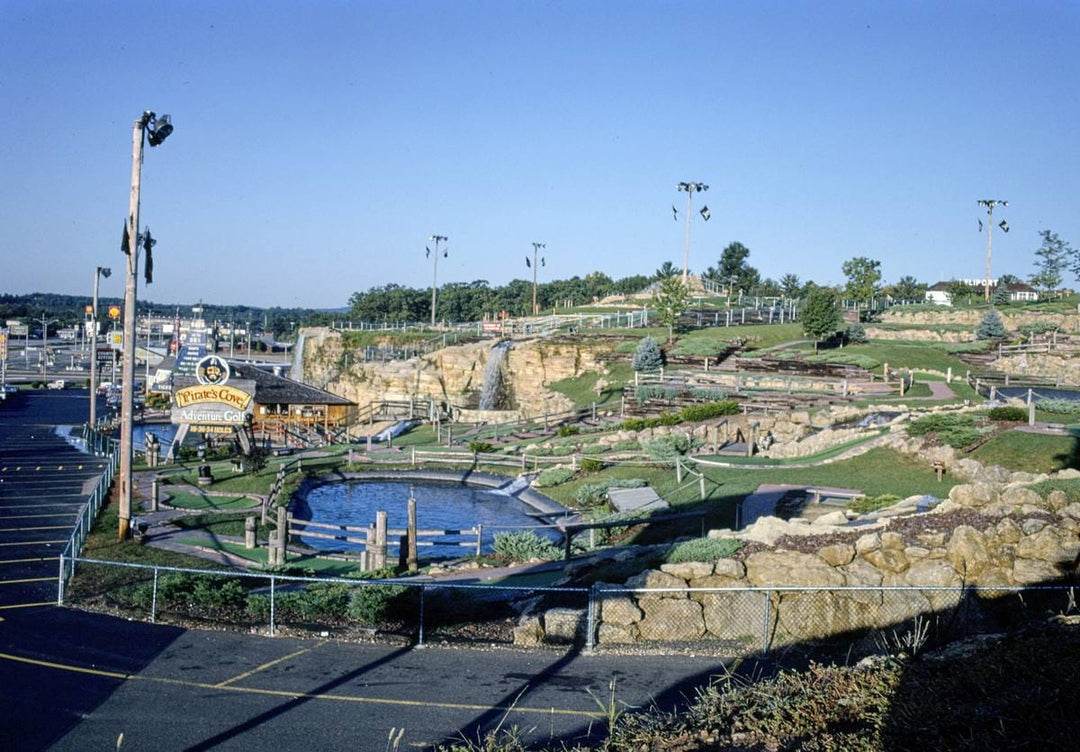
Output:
269,575,276,635
585,585,597,652
56,553,65,605
417,585,425,647
151,566,159,623
762,590,772,654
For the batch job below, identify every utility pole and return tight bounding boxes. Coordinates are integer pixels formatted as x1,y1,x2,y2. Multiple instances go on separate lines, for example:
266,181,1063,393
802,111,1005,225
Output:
978,199,1008,302
118,110,172,541
676,181,708,287
530,242,546,315
429,235,447,327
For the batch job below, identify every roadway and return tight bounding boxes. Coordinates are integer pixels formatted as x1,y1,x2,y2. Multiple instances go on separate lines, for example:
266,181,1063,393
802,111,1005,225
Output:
0,390,742,751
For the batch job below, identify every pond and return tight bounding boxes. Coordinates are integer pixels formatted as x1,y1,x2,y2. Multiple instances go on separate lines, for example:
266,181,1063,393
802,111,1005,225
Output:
293,480,561,560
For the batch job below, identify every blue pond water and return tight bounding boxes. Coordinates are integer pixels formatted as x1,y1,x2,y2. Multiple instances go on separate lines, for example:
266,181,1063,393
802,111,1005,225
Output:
294,480,560,559
996,387,1080,403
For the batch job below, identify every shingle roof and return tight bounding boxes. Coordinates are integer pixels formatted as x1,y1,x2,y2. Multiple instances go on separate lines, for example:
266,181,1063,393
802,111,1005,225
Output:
227,362,355,406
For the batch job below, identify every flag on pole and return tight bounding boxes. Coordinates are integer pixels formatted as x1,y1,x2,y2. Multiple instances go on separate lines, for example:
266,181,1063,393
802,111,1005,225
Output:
700,205,711,221
525,256,531,267
541,257,545,267
425,246,431,258
999,220,1009,233
142,228,156,284
978,219,983,232
121,220,131,255
671,205,678,221
443,249,448,258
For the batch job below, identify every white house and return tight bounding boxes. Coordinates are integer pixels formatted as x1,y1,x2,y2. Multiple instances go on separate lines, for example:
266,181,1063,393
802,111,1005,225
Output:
925,279,1040,306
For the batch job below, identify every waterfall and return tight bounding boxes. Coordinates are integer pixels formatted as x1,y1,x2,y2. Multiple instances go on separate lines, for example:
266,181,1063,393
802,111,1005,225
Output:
291,329,307,383
479,341,511,410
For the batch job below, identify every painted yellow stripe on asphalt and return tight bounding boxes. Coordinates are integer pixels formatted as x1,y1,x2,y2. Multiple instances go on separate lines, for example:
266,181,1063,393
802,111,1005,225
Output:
0,526,70,532
0,557,60,565
215,643,324,687
0,577,57,585
0,651,596,718
0,514,77,520
0,540,67,547
0,602,55,611
0,503,84,508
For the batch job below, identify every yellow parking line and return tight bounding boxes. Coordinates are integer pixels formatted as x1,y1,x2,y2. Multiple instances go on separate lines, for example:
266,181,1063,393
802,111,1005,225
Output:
0,651,596,718
0,577,57,585
0,557,60,565
215,643,324,687
0,540,67,547
0,602,55,611
0,526,70,532
0,514,77,520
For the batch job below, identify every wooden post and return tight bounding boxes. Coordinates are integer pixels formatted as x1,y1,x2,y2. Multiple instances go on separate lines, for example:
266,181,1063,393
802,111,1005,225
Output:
245,516,257,549
699,475,706,501
407,497,418,572
946,366,953,384
275,506,287,562
675,457,683,483
374,510,388,569
150,477,160,512
268,530,279,566
411,446,416,466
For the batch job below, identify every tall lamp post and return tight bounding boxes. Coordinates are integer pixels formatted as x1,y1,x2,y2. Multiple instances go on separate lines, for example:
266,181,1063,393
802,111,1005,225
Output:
530,242,546,315
676,181,708,287
88,266,111,427
428,235,447,327
977,199,1008,302
118,110,173,541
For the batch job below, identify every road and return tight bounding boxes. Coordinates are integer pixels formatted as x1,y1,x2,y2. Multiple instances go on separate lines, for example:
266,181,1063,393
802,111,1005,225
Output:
0,390,742,751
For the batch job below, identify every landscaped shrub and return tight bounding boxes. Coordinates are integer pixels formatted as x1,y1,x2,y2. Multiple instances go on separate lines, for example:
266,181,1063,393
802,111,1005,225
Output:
848,494,902,514
689,387,728,401
579,458,604,473
468,440,495,454
635,384,682,403
137,573,248,612
556,425,580,437
610,439,641,452
493,531,560,562
532,467,576,487
988,406,1027,422
347,582,412,624
670,339,726,357
1036,398,1080,415
680,400,740,422
580,444,608,455
906,413,981,448
632,336,664,372
621,417,646,431
574,478,646,507
643,416,665,428
551,446,575,457
525,446,554,456
659,412,682,426
640,434,691,464
664,537,743,564
845,323,869,344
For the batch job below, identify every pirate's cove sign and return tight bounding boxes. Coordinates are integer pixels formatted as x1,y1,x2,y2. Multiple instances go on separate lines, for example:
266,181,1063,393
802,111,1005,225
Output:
171,356,255,426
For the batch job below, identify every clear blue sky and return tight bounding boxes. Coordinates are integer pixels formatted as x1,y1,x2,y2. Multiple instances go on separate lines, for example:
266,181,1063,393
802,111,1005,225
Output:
2,1,1077,308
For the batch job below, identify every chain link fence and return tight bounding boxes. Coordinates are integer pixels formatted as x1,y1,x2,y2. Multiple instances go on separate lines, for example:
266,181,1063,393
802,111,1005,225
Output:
59,556,1077,657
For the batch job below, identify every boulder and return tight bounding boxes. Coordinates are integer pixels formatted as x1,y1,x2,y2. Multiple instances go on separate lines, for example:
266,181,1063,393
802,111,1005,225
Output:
946,526,992,580
842,558,885,606
543,608,586,644
1012,558,1062,585
1000,486,1045,510
1056,468,1080,480
949,483,996,508
812,510,850,527
1061,503,1080,520
713,558,747,580
745,551,845,588
916,532,947,548
661,561,715,580
700,586,764,642
880,532,905,550
855,533,882,555
624,569,688,598
1047,490,1069,512
637,598,706,641
995,518,1022,544
1020,518,1049,535
818,543,856,567
599,595,643,626
902,559,963,610
1016,528,1080,565
974,464,1013,485
862,547,910,574
597,622,638,644
512,615,544,647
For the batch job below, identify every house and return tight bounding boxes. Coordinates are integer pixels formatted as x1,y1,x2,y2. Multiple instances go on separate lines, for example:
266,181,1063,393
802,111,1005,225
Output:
924,279,1040,306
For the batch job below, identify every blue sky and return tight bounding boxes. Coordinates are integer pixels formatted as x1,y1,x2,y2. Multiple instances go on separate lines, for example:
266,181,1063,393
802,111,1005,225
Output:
1,1,1077,308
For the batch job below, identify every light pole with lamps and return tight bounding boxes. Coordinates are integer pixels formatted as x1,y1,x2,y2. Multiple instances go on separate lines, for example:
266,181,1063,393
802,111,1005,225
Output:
88,266,111,427
428,235,447,327
530,242,546,315
38,314,58,381
977,199,1008,302
118,110,173,541
676,181,709,287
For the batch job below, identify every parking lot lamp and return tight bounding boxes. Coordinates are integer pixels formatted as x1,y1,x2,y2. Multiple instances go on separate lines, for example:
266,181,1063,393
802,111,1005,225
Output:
89,266,111,427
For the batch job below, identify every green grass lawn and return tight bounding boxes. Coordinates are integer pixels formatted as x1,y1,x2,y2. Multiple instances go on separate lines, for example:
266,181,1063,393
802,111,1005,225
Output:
548,361,632,408
969,430,1079,474
163,491,261,511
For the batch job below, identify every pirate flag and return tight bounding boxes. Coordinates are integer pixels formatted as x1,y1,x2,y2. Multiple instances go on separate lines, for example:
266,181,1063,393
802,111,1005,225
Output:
121,220,131,254
999,220,1010,233
142,227,156,284
541,257,545,267
525,256,531,267
443,249,448,258
978,219,983,232
425,246,431,258
700,205,711,221
671,204,678,221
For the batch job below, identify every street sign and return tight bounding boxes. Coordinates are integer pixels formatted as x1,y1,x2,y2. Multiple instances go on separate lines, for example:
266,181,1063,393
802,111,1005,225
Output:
108,305,121,320
109,332,123,350
0,331,7,360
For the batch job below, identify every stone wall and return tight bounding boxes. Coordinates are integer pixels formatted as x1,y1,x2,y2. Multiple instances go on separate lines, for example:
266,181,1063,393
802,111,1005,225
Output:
303,329,619,419
882,308,1080,331
864,327,974,343
996,353,1080,385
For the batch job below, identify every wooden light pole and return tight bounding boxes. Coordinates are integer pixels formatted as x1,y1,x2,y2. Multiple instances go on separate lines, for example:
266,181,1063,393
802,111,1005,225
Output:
429,235,447,327
978,199,1008,302
676,181,708,287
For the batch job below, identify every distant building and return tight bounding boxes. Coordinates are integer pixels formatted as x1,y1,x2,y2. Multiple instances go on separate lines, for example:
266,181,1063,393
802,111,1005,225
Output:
925,279,1040,306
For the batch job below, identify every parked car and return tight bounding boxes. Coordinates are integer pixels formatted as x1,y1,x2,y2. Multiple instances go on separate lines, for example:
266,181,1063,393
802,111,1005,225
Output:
47,379,66,390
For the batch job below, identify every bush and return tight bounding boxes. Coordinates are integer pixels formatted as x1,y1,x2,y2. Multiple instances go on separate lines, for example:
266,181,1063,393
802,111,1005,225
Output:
580,444,608,455
670,339,726,357
664,537,743,564
532,467,576,487
610,439,641,452
848,494,902,514
640,434,691,464
659,412,682,426
680,400,740,422
1036,398,1080,415
621,417,646,431
845,323,869,344
556,425,580,437
493,531,560,562
988,406,1027,422
689,387,728,401
137,573,247,612
574,478,646,507
632,336,664,372
347,583,412,624
635,385,682,403
579,458,604,473
468,440,495,454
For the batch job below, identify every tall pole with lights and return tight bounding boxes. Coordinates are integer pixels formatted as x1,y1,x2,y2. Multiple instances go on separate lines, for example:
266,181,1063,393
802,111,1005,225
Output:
530,242,546,315
88,266,111,427
429,235,447,327
118,110,172,541
676,182,708,287
977,199,1008,302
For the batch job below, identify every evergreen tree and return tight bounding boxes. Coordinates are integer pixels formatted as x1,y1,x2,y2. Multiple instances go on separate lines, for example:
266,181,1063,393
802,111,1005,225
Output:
1032,229,1072,292
976,309,1007,340
632,336,663,372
